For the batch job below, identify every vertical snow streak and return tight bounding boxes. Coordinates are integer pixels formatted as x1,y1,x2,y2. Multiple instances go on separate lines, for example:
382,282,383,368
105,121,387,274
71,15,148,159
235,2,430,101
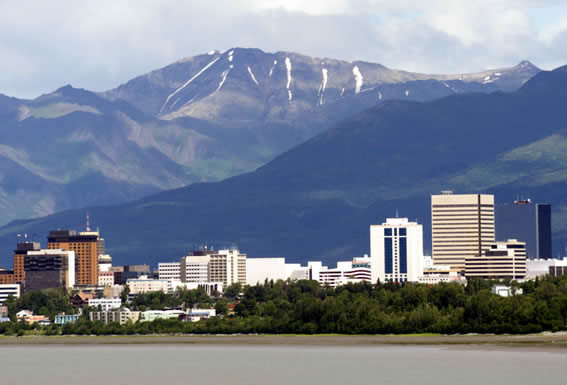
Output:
285,57,293,101
352,66,363,94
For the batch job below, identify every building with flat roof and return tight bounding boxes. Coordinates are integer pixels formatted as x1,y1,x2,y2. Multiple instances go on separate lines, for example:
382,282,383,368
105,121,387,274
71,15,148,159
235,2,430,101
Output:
431,192,495,271
158,262,181,281
0,283,21,304
24,249,75,291
495,200,552,259
370,218,424,283
89,308,140,325
465,239,527,280
88,298,122,312
47,230,99,286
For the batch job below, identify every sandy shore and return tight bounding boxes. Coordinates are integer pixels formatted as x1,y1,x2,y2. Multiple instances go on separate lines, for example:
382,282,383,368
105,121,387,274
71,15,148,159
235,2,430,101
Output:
1,333,567,351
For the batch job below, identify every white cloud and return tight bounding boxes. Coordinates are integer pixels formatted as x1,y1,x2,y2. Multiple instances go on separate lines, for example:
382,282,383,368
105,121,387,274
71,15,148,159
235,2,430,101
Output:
0,1,566,98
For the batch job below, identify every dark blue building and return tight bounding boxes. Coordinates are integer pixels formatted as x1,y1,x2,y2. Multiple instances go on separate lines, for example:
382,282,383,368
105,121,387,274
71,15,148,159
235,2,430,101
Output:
495,200,552,259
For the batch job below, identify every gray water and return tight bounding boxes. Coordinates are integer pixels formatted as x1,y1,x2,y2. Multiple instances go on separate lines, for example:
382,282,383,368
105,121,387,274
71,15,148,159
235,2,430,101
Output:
0,344,565,385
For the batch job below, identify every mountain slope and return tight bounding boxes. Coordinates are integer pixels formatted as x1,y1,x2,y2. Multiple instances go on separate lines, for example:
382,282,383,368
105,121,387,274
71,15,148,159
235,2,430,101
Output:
2,65,566,267
0,50,539,227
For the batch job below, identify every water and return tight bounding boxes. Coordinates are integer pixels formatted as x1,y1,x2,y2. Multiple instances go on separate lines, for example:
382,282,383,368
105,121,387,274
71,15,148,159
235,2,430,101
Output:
0,344,565,385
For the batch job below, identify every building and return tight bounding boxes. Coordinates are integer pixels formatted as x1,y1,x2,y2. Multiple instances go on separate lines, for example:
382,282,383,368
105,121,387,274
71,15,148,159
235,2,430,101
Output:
318,258,372,288
54,313,80,325
495,200,552,259
0,284,21,304
491,285,523,297
0,242,41,284
418,264,462,284
246,258,305,285
98,271,115,287
16,310,49,325
464,239,527,280
179,249,247,286
370,218,424,283
126,276,170,295
113,265,151,284
98,254,112,273
431,192,495,271
89,308,140,325
47,230,99,286
88,298,122,312
181,308,217,322
527,258,567,278
24,249,75,291
158,262,181,281
141,309,185,322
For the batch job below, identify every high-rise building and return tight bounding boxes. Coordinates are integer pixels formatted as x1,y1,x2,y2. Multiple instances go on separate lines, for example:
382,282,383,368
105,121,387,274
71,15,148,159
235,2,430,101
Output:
370,218,424,283
431,192,495,271
495,200,552,259
24,249,75,291
0,242,40,285
176,249,247,286
47,230,99,286
464,239,527,279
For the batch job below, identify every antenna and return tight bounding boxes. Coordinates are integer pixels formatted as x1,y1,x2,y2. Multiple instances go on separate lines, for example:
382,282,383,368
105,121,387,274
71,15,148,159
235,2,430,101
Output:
395,209,399,218
86,211,91,232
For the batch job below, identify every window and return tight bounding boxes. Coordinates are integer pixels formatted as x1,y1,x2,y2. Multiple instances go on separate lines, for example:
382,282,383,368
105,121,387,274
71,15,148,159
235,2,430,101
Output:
384,228,392,236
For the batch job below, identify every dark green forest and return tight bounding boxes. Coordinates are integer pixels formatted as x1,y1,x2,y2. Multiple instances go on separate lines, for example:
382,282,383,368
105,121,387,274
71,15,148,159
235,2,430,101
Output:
2,276,567,336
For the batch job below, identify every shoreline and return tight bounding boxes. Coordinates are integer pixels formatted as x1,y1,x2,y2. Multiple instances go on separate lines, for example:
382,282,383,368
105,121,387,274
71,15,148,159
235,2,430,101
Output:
1,333,567,351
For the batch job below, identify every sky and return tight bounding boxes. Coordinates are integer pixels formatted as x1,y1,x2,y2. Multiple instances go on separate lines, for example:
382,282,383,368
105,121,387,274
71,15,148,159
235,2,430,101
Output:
1,0,567,98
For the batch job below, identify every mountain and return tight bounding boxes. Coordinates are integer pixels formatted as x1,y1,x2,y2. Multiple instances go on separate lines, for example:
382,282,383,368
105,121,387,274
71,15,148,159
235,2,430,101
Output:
1,64,566,268
0,48,540,227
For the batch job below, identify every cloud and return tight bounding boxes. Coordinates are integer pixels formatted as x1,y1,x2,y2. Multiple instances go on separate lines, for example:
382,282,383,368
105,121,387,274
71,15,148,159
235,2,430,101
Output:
0,1,566,98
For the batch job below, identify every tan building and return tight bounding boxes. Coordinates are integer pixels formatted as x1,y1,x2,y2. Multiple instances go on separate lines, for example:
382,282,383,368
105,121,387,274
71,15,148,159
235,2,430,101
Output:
465,239,527,279
89,308,140,325
0,242,41,285
431,192,495,271
47,230,99,286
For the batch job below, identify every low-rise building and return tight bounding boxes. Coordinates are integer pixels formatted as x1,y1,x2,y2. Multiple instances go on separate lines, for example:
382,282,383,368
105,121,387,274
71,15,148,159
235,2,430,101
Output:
141,309,185,322
54,313,80,325
88,298,122,312
89,308,140,325
491,285,523,297
16,310,49,325
181,308,217,322
24,249,75,291
465,239,527,280
418,265,462,285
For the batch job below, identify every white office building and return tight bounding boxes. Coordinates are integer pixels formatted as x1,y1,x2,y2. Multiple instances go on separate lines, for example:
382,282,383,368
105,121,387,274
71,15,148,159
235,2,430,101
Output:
370,218,424,283
88,298,122,312
158,262,181,281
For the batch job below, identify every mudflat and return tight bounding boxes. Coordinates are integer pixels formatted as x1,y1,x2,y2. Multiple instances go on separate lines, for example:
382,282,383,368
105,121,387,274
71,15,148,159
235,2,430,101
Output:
1,333,567,350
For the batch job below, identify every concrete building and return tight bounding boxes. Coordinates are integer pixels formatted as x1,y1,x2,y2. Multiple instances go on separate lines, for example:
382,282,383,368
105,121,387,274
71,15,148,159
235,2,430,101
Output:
98,271,115,287
465,239,527,279
495,200,552,259
181,255,209,283
431,192,495,271
491,285,523,297
126,276,170,295
89,308,140,325
141,309,185,322
418,265,461,284
318,258,372,288
527,258,567,278
98,254,112,273
0,283,21,304
246,258,304,285
88,298,122,312
179,249,247,286
370,218,424,283
47,230,99,286
158,262,181,281
24,249,75,291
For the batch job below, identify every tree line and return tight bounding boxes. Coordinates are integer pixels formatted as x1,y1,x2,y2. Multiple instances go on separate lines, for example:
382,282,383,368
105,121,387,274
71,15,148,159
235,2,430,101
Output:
2,276,567,336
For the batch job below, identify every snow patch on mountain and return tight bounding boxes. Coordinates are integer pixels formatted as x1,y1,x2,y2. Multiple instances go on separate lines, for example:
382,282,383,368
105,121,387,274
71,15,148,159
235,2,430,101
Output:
378,91,383,100
353,66,363,94
216,67,232,91
269,60,277,77
228,50,234,62
318,68,328,105
160,57,220,114
248,66,259,86
285,57,293,101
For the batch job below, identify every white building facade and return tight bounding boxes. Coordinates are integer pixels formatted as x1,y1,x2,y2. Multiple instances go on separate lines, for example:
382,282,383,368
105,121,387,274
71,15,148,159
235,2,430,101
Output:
370,218,424,283
88,298,122,312
158,262,181,281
